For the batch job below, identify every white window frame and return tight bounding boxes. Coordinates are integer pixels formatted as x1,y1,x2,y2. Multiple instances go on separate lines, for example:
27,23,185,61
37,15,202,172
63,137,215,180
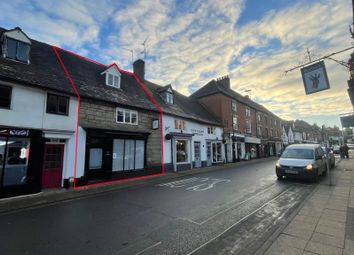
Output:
246,119,252,133
176,139,189,164
207,126,215,135
232,115,238,130
231,100,237,112
246,107,251,117
106,72,121,88
165,92,173,104
116,108,138,125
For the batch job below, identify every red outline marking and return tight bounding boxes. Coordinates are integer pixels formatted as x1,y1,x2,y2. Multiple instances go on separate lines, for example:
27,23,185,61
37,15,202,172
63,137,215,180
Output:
52,45,164,189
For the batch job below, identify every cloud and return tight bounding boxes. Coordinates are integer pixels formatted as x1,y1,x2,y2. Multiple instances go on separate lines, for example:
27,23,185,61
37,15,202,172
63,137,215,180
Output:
0,0,352,126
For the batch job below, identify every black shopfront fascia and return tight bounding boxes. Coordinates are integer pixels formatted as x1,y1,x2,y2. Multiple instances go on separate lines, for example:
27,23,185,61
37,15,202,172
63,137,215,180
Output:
0,126,44,198
82,128,151,185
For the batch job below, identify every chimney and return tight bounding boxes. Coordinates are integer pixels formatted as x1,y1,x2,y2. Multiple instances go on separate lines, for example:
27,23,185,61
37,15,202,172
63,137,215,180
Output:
133,59,145,82
216,75,230,89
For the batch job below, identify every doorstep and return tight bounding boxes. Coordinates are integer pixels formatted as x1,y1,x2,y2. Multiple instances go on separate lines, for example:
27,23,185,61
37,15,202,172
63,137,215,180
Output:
0,156,277,214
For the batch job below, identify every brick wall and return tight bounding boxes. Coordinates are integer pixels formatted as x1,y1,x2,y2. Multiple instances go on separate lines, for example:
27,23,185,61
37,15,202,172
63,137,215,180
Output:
80,98,162,165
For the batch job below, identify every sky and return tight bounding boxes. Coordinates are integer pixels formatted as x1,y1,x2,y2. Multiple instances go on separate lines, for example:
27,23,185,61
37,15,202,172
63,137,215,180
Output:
0,0,353,128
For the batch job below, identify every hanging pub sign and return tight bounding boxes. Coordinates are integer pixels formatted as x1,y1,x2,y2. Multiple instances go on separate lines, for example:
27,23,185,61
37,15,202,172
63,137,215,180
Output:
301,61,330,95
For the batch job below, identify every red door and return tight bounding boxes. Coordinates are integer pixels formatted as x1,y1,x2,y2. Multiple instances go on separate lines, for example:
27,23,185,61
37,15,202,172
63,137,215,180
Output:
42,144,64,189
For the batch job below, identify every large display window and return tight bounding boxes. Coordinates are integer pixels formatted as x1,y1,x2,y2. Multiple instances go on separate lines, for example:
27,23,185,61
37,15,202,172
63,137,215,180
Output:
212,142,222,162
0,137,30,186
112,139,145,171
176,139,189,163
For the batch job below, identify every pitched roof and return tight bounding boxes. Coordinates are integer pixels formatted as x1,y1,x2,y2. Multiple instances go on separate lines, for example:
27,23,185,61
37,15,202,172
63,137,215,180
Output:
0,27,158,112
191,79,280,119
143,80,223,126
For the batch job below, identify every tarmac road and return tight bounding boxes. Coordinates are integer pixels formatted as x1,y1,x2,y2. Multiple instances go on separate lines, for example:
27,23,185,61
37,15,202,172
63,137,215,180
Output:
0,158,318,255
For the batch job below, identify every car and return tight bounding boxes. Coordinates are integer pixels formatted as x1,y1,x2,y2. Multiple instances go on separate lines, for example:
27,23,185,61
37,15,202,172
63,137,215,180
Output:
322,146,335,169
276,144,327,182
332,145,340,154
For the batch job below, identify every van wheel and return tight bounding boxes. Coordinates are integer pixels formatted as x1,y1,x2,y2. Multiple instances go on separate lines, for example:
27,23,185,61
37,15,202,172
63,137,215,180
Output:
277,174,283,180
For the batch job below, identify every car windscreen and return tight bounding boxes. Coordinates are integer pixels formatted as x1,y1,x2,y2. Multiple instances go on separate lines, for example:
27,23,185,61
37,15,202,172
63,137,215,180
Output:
281,148,314,159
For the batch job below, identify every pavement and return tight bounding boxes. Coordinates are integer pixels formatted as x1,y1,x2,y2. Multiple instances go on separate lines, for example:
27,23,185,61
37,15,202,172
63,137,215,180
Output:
262,152,354,255
0,156,276,214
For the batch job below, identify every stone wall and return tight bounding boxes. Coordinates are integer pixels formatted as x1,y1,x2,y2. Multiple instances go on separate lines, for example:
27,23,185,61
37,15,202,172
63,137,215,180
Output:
80,98,162,167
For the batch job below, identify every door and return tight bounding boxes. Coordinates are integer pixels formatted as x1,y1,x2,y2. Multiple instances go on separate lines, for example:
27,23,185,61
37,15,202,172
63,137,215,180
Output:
194,141,201,168
206,142,212,166
42,144,64,189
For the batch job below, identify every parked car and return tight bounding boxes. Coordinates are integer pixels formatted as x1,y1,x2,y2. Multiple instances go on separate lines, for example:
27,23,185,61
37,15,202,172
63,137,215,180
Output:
332,145,340,154
276,144,327,182
322,146,335,168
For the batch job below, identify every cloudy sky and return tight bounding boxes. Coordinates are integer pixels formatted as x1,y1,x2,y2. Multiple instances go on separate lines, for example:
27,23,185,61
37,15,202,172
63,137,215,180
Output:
1,0,353,127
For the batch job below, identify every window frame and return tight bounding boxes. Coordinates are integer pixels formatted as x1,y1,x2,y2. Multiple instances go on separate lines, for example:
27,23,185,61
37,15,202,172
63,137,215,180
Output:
5,37,31,63
232,115,238,131
0,85,12,109
105,72,121,89
231,100,237,112
246,119,252,133
116,108,138,125
245,107,251,117
46,93,70,116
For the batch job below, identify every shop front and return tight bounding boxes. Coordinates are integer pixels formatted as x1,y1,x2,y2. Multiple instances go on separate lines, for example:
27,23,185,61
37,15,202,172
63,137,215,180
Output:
0,127,44,198
245,136,261,159
83,128,151,184
230,135,245,162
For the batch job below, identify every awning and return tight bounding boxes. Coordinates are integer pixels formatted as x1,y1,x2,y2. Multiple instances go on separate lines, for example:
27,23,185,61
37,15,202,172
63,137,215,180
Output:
245,136,261,144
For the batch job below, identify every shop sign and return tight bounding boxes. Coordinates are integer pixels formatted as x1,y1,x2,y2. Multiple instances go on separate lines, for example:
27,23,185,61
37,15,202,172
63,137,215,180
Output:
0,129,29,137
191,128,204,136
301,61,330,95
152,119,159,130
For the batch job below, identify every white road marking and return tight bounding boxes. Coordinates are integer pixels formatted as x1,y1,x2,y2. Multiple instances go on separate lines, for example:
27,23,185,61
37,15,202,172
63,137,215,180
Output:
135,241,162,255
157,177,231,191
186,188,291,255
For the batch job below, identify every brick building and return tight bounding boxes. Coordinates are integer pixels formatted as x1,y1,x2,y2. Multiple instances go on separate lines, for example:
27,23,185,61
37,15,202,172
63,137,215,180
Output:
191,76,282,161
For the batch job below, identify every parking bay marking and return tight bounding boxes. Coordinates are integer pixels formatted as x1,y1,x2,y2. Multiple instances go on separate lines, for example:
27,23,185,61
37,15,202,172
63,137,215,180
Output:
157,177,230,191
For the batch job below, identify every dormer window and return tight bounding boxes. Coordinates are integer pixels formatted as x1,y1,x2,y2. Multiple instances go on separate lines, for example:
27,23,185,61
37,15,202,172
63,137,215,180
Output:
165,92,173,104
1,27,31,64
101,64,121,89
158,85,174,104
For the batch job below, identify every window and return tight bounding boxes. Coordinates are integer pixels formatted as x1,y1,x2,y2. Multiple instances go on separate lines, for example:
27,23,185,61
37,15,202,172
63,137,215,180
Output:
270,129,273,137
0,85,12,108
232,115,238,130
246,119,251,133
176,140,188,163
257,126,261,136
46,93,69,115
207,127,215,134
165,92,174,104
257,113,261,123
5,38,30,63
106,73,120,88
116,108,138,125
174,119,186,130
212,142,222,162
246,107,251,117
231,100,237,112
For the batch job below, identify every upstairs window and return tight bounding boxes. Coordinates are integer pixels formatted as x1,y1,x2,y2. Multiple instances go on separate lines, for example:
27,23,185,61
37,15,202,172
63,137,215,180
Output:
165,92,173,104
4,38,30,63
207,126,216,134
246,119,251,133
257,126,261,136
245,107,251,117
106,73,120,88
257,113,261,123
231,100,237,112
232,115,238,130
46,93,69,115
0,85,12,108
116,108,138,125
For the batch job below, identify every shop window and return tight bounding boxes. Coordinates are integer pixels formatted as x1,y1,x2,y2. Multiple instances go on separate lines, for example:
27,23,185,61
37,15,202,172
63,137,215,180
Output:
89,148,103,170
0,85,12,108
46,93,69,115
212,142,222,162
112,139,145,171
176,140,188,163
116,108,138,125
2,138,30,186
